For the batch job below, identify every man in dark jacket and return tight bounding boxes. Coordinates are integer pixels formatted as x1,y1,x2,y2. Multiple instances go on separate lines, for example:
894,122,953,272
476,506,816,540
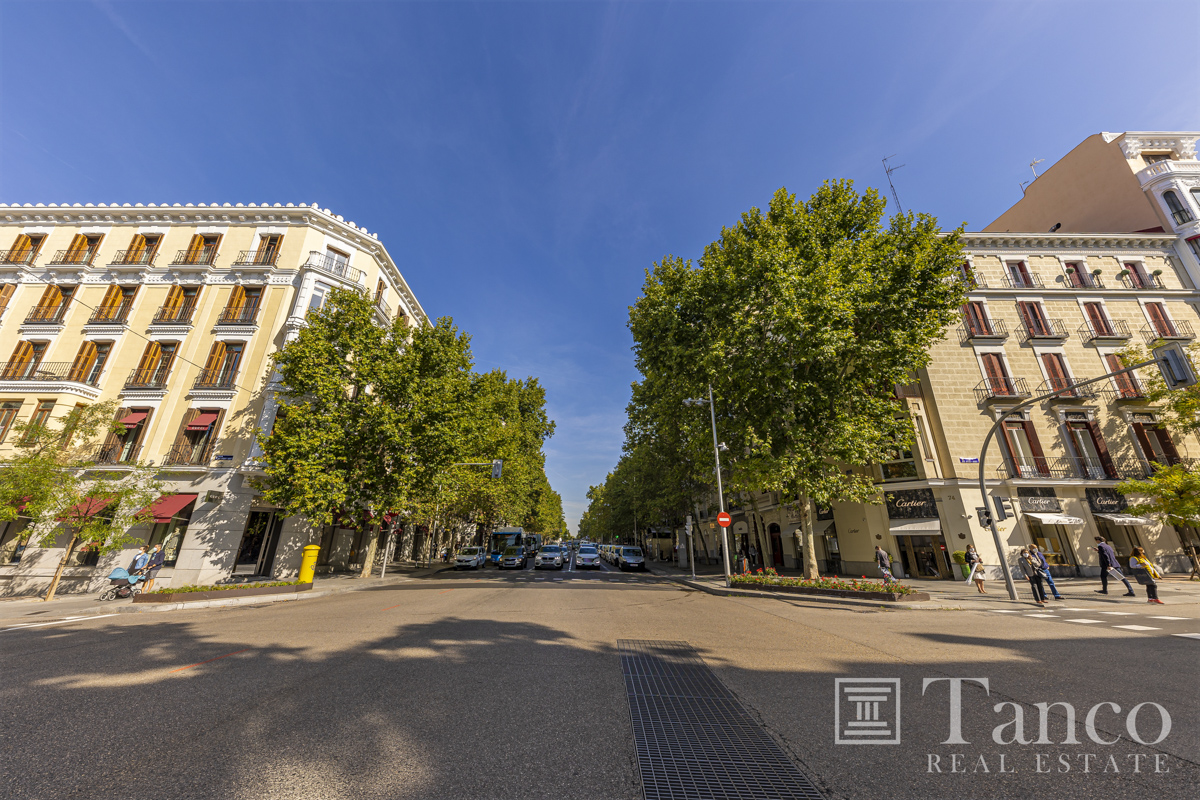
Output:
1028,544,1064,600
1092,536,1135,596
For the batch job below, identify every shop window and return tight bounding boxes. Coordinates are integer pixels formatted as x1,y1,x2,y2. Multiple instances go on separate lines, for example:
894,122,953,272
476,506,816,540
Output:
1026,519,1074,567
0,517,31,563
146,502,195,567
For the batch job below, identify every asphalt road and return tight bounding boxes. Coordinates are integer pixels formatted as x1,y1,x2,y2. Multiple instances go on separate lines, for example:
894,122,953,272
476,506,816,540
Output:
2,551,1197,800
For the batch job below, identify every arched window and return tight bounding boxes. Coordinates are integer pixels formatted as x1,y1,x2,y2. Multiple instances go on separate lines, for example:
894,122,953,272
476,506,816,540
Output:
1163,190,1192,225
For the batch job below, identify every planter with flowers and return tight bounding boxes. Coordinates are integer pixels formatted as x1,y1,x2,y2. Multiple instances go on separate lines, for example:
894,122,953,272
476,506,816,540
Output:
731,568,930,601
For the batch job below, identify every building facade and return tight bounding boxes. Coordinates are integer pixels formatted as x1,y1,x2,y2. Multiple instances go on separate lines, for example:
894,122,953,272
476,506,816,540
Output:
0,202,426,596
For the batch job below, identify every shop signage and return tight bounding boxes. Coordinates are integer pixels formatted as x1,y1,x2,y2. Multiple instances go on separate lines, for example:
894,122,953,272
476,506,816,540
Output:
885,489,938,519
816,504,834,521
1086,488,1128,514
958,457,979,463
1017,486,1061,513
214,455,234,461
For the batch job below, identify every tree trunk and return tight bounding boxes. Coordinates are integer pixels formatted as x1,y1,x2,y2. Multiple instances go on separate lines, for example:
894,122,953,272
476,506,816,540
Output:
800,494,820,579
43,532,80,602
358,523,381,578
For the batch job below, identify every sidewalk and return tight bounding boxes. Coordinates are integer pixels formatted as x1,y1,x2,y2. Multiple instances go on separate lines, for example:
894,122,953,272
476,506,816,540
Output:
0,563,452,626
645,560,1200,612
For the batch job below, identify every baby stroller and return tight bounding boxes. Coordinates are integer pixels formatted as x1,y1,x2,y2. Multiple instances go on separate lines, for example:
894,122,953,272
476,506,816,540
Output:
99,567,145,601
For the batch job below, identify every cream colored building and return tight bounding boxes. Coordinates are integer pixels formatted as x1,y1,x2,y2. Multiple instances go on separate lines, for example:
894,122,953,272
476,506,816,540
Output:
0,202,427,595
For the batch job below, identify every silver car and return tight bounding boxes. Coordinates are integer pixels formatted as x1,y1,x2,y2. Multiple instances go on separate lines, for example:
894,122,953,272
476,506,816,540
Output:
534,545,566,570
455,546,486,570
618,546,646,571
575,545,600,569
499,546,528,570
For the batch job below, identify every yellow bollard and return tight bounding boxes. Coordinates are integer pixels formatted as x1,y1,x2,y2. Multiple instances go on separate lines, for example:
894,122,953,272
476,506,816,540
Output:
299,544,320,585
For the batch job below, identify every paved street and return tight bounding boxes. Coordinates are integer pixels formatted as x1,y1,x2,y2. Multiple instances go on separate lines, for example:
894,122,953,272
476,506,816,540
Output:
3,555,1198,800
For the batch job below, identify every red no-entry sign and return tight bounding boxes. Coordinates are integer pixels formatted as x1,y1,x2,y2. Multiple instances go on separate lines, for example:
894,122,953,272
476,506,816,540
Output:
717,512,731,528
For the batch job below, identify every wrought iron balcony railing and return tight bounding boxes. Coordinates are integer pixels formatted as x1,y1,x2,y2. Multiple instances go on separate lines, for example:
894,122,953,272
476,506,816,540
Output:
1141,319,1195,343
1099,383,1145,402
217,303,260,325
958,274,987,290
93,442,140,465
171,247,219,266
1077,318,1131,343
163,441,216,467
974,376,1031,403
1123,456,1199,478
48,249,99,266
152,300,198,325
1036,377,1098,399
1120,272,1166,290
1,248,39,266
957,318,1007,343
194,368,238,390
1018,318,1069,342
232,249,280,267
125,365,171,390
0,361,100,385
1001,273,1043,289
88,301,133,325
1063,271,1105,289
24,304,70,324
1172,208,1194,226
110,249,157,267
304,251,365,284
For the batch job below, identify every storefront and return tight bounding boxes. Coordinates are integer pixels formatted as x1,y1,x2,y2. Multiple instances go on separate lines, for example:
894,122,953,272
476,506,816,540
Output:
885,489,954,580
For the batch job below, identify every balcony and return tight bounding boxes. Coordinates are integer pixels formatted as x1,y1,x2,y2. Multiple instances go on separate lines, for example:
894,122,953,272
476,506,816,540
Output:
1140,319,1195,343
1,248,39,266
24,304,70,325
1172,208,1194,226
125,366,171,390
48,249,99,267
1120,272,1166,290
110,249,157,267
957,318,1008,343
305,251,365,285
1018,318,1069,342
958,274,987,290
1064,272,1105,289
1099,383,1145,402
1124,456,1200,478
88,301,133,325
162,441,215,467
194,368,237,390
1036,377,1098,400
0,361,100,385
997,457,1059,480
374,297,392,322
998,456,1117,481
152,300,197,325
1002,273,1043,289
232,249,280,267
217,303,260,325
93,443,140,465
974,376,1031,403
1077,318,1131,344
171,247,219,267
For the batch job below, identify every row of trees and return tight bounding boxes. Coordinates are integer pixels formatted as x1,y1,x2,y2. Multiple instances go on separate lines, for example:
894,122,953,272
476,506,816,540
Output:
259,287,565,570
581,182,967,574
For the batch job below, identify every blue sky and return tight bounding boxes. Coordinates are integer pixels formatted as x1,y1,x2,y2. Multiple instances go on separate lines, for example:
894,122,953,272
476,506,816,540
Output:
2,1,1198,530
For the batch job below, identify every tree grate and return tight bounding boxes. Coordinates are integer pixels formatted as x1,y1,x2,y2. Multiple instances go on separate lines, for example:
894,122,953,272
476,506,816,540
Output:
619,639,824,800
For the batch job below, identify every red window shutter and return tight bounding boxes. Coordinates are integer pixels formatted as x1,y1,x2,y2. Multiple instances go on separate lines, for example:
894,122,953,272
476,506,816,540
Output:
1146,303,1175,337
1084,421,1117,478
1151,425,1181,463
1022,421,1048,476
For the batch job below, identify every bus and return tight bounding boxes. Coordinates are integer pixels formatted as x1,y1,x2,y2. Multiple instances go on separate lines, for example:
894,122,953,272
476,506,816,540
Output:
488,527,525,566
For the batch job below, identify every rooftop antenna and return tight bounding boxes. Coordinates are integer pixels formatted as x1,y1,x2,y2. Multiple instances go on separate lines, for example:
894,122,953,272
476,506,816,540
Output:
882,155,905,215
1020,180,1031,195
1029,158,1045,180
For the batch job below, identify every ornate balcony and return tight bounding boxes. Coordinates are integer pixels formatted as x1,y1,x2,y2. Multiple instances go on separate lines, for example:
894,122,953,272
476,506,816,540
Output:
171,247,219,266
1001,273,1043,289
1120,272,1166,290
1122,456,1199,478
88,301,133,325
163,441,215,467
1,248,39,266
304,251,365,285
0,361,100,385
957,318,1008,343
217,303,260,325
1018,318,1069,342
125,366,171,390
1077,318,1131,343
109,249,157,267
1036,377,1098,400
974,376,1031,403
1099,383,1145,402
152,300,197,325
232,249,280,267
194,368,237,390
1140,319,1195,343
24,305,70,324
93,443,140,465
48,249,99,266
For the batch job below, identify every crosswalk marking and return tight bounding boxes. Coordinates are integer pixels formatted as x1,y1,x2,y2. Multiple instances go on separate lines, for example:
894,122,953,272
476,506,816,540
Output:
1112,625,1161,631
1065,619,1105,624
1172,633,1200,640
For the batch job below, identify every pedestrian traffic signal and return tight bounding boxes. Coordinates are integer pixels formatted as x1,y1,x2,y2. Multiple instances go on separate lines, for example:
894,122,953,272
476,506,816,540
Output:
992,495,1014,522
491,459,503,479
1153,342,1198,390
976,506,992,529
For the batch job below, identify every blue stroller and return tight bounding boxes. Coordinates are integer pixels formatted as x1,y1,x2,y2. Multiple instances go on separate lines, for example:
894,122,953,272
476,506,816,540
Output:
99,567,145,601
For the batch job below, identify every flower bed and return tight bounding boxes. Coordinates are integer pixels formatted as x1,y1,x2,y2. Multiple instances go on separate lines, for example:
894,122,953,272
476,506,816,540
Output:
730,570,929,602
133,580,312,603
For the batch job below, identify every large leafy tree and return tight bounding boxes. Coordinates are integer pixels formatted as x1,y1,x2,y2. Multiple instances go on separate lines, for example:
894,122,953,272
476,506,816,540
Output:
626,182,965,576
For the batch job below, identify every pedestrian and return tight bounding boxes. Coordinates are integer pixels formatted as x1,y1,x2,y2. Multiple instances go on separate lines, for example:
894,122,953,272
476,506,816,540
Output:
964,544,986,593
1128,547,1164,604
142,543,165,592
1028,544,1063,600
1017,548,1047,606
748,543,759,569
1091,536,1136,597
129,545,149,574
874,545,894,584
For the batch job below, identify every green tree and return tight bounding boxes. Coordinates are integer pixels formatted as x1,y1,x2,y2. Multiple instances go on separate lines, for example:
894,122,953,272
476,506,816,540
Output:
0,402,162,601
627,182,966,576
1117,465,1200,533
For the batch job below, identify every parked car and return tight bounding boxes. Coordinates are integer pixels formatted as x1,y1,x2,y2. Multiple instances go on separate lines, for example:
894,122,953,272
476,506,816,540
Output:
618,546,646,571
455,546,486,570
575,545,600,569
499,546,528,570
535,545,566,570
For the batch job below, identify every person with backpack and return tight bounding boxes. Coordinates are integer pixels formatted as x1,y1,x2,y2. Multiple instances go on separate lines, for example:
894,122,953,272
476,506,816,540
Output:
1091,536,1135,597
1129,547,1164,604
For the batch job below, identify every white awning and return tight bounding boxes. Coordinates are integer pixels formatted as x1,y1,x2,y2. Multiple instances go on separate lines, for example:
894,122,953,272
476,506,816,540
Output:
1094,513,1154,526
1026,512,1086,525
889,518,942,533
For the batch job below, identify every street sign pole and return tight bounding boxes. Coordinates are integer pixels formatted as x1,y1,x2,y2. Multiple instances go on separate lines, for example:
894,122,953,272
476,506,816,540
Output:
685,515,695,580
708,385,733,588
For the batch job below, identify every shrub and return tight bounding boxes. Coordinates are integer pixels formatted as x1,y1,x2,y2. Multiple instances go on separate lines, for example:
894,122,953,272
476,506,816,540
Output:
730,573,916,595
145,579,304,595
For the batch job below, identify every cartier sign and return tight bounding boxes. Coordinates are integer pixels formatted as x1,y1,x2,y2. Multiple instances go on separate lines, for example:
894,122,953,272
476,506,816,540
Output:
1086,488,1128,513
1017,486,1061,513
885,489,938,519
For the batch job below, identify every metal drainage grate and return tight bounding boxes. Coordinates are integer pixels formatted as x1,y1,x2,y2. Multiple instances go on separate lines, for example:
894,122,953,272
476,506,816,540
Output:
619,639,824,800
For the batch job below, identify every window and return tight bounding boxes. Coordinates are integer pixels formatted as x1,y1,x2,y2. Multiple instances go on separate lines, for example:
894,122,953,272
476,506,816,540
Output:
1041,353,1073,393
254,234,282,265
27,284,75,323
0,401,22,443
1082,302,1113,336
308,282,330,313
327,247,349,270
1188,236,1200,265
1132,421,1180,467
221,286,262,324
98,407,152,463
880,426,918,480
198,342,243,389
1105,354,1141,399
157,285,200,323
4,233,45,265
1145,302,1177,338
1018,301,1051,336
1006,261,1034,288
375,278,386,303
166,408,225,466
1192,190,1200,216
1002,418,1048,478
957,262,978,288
122,233,161,264
0,284,13,317
962,302,992,336
1163,191,1193,225
129,341,176,388
147,501,195,567
1065,261,1093,288
181,233,221,265
61,234,103,265
980,352,1013,394
22,400,55,444
67,341,111,385
1065,419,1114,479
1123,261,1151,288
1143,153,1171,164
2,341,47,380
93,284,137,322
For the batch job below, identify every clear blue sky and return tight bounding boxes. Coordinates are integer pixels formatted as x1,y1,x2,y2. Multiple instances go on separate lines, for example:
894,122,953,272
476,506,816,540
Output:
3,1,1198,530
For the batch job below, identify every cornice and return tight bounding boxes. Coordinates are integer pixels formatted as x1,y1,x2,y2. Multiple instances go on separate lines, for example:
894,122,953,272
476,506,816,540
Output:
960,232,1179,251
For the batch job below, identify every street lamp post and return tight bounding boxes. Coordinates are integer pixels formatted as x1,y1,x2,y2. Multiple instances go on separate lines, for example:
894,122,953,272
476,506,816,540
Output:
686,384,733,588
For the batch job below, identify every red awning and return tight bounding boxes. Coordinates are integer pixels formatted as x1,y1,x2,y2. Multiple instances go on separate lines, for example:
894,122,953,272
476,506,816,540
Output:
141,493,198,523
118,411,148,429
186,412,220,431
60,496,115,519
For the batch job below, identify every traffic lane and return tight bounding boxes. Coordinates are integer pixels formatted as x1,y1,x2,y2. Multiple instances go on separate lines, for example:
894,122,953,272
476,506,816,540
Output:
0,578,650,800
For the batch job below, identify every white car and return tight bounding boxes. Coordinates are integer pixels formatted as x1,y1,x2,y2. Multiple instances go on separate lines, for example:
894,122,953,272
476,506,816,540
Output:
535,545,566,570
455,546,486,569
575,545,600,569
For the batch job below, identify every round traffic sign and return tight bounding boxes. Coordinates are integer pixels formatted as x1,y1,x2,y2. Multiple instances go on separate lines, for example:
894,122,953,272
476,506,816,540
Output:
717,512,731,528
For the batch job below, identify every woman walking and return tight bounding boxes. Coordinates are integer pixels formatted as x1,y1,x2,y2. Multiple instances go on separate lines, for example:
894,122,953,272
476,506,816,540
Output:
1129,547,1165,604
964,544,986,593
1017,548,1047,606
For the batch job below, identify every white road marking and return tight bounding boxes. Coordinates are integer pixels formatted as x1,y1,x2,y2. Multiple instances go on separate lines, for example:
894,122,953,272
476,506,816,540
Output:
988,610,1021,613
1,614,119,632
1098,611,1136,616
1171,633,1200,640
1065,619,1105,624
1149,616,1188,620
1024,614,1059,618
1112,625,1161,631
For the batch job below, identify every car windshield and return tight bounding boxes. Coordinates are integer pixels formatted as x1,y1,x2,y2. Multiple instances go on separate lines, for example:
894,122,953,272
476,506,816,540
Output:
579,547,597,554
623,548,643,557
503,547,521,556
542,546,560,554
459,547,479,555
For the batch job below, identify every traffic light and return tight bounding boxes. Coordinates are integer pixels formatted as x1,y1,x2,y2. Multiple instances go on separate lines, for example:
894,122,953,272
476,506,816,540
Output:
992,495,1014,522
1153,342,1198,390
491,459,503,479
976,506,992,529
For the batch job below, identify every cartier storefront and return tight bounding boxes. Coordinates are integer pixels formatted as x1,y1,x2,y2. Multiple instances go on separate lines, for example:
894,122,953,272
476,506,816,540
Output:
884,489,954,580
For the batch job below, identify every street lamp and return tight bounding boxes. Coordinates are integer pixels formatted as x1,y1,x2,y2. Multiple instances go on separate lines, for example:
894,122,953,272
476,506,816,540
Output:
685,384,733,588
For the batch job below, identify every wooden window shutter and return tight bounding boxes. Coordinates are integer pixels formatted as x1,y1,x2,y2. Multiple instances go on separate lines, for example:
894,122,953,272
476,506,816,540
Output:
186,234,205,260
135,342,162,374
1084,303,1110,334
9,235,32,260
1106,354,1136,397
204,342,227,373
36,285,62,309
171,409,202,458
66,234,88,259
1021,421,1048,475
162,285,184,312
128,407,153,451
1041,353,1069,389
981,353,1009,392
1152,426,1181,462
199,409,226,462
127,234,147,262
4,342,33,378
228,285,246,313
102,407,130,450
1084,421,1118,478
0,284,14,312
1146,303,1174,336
100,284,123,312
69,342,98,382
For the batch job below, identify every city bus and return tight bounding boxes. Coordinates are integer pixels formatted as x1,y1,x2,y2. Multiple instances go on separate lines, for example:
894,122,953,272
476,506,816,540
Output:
488,527,525,566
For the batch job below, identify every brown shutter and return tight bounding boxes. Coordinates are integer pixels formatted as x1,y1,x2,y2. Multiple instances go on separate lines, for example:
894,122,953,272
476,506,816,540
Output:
65,234,89,260
964,302,991,335
227,285,246,313
171,409,202,462
68,342,98,382
203,342,227,373
1041,354,1069,391
186,234,205,261
1132,423,1156,464
127,407,153,455
8,235,32,260
1106,354,1138,397
162,285,184,312
3,342,33,379
101,407,130,452
1085,421,1118,478
1022,421,1048,476
1146,303,1175,337
36,285,62,309
126,234,147,262
0,284,14,312
199,409,226,462
981,353,1009,393
135,342,162,374
99,285,123,318
1152,426,1181,463
1084,303,1111,335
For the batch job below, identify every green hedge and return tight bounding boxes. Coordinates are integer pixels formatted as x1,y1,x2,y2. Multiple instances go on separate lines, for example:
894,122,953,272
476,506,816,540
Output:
731,569,918,595
145,579,304,595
